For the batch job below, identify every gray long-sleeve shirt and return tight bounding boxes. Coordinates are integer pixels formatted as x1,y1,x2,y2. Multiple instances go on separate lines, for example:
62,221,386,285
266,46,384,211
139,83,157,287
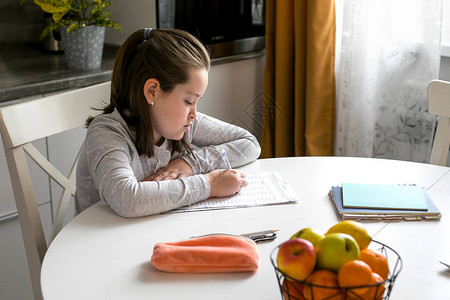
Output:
75,108,261,217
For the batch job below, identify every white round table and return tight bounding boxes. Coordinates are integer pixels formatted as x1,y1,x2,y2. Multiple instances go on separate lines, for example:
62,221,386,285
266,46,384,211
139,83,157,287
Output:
41,157,450,299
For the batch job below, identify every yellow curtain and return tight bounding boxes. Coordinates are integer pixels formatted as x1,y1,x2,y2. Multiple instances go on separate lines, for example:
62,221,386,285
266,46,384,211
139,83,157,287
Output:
261,0,336,158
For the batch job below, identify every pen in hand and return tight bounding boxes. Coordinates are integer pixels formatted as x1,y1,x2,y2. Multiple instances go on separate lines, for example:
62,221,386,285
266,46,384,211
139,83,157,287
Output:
220,149,232,170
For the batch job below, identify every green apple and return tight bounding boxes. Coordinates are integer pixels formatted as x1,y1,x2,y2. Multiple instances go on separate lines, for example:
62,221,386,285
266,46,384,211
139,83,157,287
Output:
290,227,325,248
316,233,360,273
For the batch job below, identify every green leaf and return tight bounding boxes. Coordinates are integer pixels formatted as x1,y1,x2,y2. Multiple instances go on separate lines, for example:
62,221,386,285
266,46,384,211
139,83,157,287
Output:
33,0,71,14
81,1,89,12
109,21,122,32
52,11,68,22
66,23,83,33
39,26,52,41
32,0,123,36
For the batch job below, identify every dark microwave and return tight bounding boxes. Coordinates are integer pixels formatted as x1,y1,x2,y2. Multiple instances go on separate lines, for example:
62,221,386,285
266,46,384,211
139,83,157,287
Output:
156,0,266,58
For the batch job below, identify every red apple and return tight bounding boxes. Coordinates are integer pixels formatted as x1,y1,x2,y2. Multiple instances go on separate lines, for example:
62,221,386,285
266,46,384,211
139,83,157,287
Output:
277,238,316,281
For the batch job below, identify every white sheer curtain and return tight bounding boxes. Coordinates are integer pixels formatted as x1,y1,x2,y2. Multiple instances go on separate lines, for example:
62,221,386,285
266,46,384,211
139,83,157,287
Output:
335,0,442,163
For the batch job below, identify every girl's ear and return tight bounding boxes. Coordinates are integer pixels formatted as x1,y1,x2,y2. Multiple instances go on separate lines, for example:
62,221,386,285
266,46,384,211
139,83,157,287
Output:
143,78,159,105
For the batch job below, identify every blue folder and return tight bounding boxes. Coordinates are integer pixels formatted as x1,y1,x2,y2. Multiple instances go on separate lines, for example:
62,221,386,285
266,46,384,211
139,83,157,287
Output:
342,183,428,211
329,186,441,221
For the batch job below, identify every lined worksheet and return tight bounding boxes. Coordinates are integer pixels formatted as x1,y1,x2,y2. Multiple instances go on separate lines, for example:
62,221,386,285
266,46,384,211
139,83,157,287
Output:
168,172,298,213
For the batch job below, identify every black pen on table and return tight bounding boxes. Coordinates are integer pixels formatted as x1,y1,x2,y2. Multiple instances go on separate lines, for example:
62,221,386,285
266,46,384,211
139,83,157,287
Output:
240,229,279,243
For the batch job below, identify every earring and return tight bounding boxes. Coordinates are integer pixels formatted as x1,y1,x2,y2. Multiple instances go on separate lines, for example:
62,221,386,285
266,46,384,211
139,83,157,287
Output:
149,99,154,106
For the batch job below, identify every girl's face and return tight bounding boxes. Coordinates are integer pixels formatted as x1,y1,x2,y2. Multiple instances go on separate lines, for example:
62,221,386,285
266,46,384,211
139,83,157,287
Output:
147,68,208,145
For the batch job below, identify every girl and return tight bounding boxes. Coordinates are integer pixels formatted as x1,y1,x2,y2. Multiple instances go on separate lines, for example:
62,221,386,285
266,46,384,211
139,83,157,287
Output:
75,28,261,217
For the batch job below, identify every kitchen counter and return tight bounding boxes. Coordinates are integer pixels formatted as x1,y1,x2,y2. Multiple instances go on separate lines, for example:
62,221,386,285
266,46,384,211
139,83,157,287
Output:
0,44,265,104
0,44,119,103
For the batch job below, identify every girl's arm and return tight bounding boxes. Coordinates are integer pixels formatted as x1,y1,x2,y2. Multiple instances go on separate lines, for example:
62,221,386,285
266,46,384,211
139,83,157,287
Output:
181,113,261,174
83,113,259,217
84,124,211,217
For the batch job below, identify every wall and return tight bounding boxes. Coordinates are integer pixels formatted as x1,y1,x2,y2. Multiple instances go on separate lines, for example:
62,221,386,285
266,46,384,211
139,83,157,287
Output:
199,56,265,141
105,0,157,45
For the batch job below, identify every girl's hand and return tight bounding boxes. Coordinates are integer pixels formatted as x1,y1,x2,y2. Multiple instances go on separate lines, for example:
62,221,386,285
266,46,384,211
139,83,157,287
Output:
205,169,248,198
143,158,194,181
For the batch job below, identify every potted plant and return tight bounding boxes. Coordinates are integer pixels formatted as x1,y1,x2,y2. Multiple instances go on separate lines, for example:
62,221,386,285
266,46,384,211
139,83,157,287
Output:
20,0,123,70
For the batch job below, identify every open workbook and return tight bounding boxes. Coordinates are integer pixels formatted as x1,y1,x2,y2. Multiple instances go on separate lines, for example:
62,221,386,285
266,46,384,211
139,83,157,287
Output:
168,172,299,213
329,185,441,221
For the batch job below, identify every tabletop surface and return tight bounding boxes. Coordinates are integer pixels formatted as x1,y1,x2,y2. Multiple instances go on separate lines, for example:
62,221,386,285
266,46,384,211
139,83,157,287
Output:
41,156,450,300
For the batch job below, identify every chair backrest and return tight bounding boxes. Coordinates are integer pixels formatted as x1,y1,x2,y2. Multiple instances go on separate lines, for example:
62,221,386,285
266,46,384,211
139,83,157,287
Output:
428,80,450,166
0,82,111,300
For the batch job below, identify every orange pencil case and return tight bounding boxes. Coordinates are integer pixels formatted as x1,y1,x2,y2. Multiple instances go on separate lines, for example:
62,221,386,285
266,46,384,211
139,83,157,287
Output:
150,235,261,273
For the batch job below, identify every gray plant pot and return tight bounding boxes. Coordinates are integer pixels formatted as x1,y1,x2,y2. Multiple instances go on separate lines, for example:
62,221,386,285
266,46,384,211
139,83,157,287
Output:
59,26,105,70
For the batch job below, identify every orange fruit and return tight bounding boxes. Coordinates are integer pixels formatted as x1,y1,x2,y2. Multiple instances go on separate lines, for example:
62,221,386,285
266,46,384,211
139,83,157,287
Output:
303,270,343,300
361,272,386,300
282,278,305,300
359,248,389,280
338,260,372,296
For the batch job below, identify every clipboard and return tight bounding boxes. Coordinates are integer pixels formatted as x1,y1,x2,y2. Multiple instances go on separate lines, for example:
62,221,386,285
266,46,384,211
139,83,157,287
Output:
329,186,441,221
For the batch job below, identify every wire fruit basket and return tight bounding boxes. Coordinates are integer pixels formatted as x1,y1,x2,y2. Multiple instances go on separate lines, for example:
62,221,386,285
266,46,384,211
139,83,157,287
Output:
270,240,402,300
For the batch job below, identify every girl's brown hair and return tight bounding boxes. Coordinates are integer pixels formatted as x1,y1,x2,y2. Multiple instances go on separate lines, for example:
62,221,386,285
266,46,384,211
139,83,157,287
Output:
89,28,210,156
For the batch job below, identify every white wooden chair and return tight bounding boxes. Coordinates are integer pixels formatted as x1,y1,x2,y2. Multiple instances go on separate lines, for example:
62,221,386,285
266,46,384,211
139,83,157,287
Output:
428,80,450,166
0,82,110,300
